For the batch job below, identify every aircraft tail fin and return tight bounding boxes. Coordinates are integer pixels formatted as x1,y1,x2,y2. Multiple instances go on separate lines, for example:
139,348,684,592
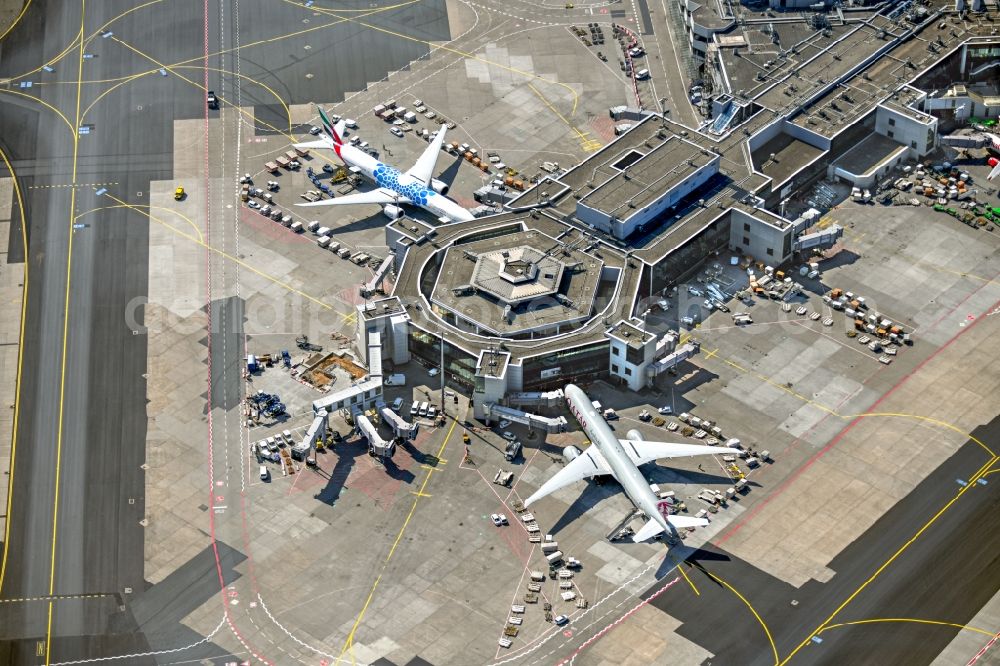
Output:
318,106,344,145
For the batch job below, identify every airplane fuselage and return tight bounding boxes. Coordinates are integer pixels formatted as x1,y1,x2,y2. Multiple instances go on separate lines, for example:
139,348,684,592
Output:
565,384,671,534
334,141,475,223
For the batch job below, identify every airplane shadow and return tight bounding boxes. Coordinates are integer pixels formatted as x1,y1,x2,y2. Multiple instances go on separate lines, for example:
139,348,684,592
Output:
549,480,619,536
646,466,743,487
320,208,395,236
653,543,733,581
437,154,464,190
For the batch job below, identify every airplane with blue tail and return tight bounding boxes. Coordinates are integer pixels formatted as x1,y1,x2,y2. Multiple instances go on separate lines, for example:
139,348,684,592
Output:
294,106,475,223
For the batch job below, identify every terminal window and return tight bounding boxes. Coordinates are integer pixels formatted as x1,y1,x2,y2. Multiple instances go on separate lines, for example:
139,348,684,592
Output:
743,236,750,246
612,364,620,373
743,222,750,232
624,368,632,376
888,117,896,126
766,248,774,256
612,347,620,356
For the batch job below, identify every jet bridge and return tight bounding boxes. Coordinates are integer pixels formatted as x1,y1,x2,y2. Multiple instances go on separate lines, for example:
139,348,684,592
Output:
380,405,416,440
355,409,395,458
360,255,395,298
506,389,564,409
484,404,568,434
647,341,700,379
794,225,843,252
293,409,328,460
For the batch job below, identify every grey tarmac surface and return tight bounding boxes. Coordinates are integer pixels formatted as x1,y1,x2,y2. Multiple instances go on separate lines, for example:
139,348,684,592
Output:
0,0,453,663
645,428,1000,666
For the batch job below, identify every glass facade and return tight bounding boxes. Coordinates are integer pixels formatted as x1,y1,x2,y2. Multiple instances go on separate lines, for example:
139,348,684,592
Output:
409,329,478,393
522,341,609,390
650,219,732,293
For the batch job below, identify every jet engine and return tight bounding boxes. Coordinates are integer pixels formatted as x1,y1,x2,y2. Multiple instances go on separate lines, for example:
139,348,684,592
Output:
430,178,449,195
625,429,645,442
562,445,582,462
382,204,404,220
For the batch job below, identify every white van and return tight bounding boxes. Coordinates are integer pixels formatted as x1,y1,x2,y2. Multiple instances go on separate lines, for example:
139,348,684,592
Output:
259,465,269,481
410,402,420,418
636,69,650,80
418,401,429,417
427,405,437,419
391,397,404,413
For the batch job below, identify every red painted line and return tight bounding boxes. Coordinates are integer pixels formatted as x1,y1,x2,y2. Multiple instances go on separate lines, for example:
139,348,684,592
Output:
565,280,1000,666
198,1,270,661
967,631,1000,665
554,576,682,666
717,283,1000,546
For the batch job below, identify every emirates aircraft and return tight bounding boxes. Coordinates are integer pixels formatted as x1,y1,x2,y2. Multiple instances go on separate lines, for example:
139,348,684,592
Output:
294,107,475,223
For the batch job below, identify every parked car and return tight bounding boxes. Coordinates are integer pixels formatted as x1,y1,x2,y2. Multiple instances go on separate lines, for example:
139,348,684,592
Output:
428,367,440,377
309,126,322,135
491,513,503,526
389,126,404,137
554,615,569,626
502,431,516,441
657,406,672,415
498,419,512,429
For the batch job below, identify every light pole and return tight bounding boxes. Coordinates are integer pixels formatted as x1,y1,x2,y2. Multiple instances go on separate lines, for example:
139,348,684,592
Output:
439,331,446,415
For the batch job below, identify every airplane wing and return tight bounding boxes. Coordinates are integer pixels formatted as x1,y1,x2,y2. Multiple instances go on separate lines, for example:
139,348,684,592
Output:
404,126,447,185
295,190,410,208
294,138,334,150
523,446,612,507
618,439,722,467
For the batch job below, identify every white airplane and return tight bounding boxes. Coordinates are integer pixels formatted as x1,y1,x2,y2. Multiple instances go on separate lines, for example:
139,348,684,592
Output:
986,133,1000,181
294,107,475,223
524,384,725,543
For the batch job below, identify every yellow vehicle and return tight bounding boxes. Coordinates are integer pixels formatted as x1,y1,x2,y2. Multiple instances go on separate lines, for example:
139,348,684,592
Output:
174,186,185,200
463,431,470,444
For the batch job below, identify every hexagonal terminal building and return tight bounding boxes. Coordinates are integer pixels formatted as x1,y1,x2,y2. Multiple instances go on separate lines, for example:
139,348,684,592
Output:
430,229,603,338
